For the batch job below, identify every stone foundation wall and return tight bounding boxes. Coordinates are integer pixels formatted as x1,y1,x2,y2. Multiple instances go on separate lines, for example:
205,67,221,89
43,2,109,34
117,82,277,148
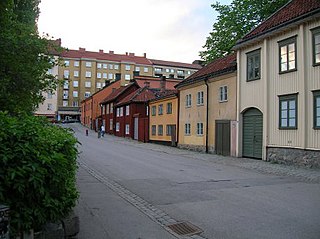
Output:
267,147,320,168
177,144,216,154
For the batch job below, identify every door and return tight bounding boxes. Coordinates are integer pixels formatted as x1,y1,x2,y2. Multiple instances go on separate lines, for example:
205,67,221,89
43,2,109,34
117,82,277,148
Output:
134,117,139,140
242,108,263,159
215,121,230,156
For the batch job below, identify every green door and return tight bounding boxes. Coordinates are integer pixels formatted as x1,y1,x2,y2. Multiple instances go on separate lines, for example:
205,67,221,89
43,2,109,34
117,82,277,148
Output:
242,108,263,159
215,121,230,156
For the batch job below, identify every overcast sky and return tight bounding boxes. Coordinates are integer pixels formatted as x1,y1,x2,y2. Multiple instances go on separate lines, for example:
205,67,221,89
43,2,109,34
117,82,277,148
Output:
38,0,231,63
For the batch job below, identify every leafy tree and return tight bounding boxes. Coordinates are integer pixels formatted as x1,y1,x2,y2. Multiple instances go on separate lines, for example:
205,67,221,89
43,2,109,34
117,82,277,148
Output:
0,0,61,115
200,0,290,63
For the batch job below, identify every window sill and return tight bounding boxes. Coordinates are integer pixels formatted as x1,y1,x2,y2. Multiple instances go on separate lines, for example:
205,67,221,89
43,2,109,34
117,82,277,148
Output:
197,104,204,107
279,69,297,75
219,100,228,103
279,127,298,130
246,77,261,82
312,62,320,67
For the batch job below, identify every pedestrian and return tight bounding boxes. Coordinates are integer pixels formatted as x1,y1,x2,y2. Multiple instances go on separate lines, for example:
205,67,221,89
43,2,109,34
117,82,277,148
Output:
101,125,105,137
86,129,88,136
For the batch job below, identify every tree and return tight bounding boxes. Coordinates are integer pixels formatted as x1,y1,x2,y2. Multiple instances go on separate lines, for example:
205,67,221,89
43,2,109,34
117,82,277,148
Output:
200,0,290,63
0,0,61,115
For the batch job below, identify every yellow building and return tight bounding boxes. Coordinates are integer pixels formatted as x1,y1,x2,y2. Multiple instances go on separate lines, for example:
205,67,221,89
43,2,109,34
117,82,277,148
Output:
175,54,237,156
149,92,178,145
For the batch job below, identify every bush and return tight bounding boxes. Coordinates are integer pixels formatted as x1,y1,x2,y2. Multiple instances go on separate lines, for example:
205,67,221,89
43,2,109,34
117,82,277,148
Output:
0,112,79,236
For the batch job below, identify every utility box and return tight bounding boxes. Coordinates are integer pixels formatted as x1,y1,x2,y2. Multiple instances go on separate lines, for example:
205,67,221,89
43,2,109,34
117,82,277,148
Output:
0,205,9,239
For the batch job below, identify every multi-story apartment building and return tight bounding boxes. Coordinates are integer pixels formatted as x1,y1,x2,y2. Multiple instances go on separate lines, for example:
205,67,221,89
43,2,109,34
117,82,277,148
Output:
56,44,202,121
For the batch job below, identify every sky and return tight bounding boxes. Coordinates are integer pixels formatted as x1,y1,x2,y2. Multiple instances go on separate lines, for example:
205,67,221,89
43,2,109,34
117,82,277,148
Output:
38,0,231,63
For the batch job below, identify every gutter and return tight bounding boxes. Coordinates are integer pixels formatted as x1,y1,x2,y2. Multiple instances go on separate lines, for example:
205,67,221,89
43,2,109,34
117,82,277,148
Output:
205,77,209,153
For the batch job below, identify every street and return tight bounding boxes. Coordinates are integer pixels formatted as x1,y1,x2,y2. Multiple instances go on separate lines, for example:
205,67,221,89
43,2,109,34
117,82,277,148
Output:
71,124,320,239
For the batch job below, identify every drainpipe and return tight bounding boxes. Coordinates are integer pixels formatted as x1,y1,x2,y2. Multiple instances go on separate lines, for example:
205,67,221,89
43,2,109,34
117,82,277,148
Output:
205,77,209,153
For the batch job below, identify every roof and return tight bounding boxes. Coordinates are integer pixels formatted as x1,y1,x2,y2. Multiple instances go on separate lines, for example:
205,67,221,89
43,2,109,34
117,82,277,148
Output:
236,0,320,47
101,83,136,104
81,80,122,103
61,49,153,65
149,90,178,103
150,59,202,70
133,76,180,90
115,87,157,106
175,54,237,89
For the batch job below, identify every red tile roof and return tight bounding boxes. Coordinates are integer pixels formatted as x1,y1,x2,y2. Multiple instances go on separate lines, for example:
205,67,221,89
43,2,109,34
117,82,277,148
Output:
101,83,137,104
175,54,236,88
238,0,320,45
134,76,180,90
116,87,157,106
150,59,202,70
61,49,153,65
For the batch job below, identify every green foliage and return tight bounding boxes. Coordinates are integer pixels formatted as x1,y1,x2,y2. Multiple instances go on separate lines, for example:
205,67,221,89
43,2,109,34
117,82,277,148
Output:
200,0,290,63
0,112,79,235
0,0,62,115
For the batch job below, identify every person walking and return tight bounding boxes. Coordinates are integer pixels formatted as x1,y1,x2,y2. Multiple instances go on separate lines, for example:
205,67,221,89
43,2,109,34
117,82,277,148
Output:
101,125,105,137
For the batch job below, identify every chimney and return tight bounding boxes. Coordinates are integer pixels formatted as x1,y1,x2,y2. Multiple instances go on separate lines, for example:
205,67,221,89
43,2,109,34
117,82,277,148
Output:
125,52,128,56
99,49,104,53
143,53,147,58
160,76,166,92
129,53,135,57
112,88,117,92
79,47,86,52
144,81,150,88
109,50,114,54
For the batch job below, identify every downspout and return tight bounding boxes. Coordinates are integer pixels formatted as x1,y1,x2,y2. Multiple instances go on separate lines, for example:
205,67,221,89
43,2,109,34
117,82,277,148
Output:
205,77,209,153
176,91,180,147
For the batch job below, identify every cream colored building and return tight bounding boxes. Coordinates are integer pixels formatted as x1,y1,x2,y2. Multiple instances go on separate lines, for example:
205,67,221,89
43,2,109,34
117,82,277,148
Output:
176,54,237,156
234,0,320,167
56,44,201,120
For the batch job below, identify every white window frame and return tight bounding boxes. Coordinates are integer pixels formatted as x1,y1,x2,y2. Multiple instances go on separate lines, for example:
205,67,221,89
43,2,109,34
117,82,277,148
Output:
74,61,79,67
186,94,191,107
85,81,91,88
74,71,79,77
219,86,228,102
103,73,107,79
126,105,130,116
97,82,102,89
73,91,78,98
125,124,130,135
125,74,131,80
125,65,131,71
114,64,119,70
197,91,204,105
64,60,70,66
197,122,204,136
86,61,92,67
97,63,102,69
185,123,191,135
97,72,102,78
144,67,149,73
116,122,120,132
86,71,91,78
73,81,79,87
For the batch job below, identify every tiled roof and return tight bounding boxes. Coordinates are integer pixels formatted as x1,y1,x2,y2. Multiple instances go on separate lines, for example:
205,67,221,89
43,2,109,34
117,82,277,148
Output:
150,59,202,70
237,0,320,45
116,87,157,106
134,76,180,90
175,54,237,89
101,83,136,104
61,50,153,65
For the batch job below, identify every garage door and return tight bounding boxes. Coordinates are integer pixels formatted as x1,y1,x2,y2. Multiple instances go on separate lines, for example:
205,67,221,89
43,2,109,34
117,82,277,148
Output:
242,108,263,159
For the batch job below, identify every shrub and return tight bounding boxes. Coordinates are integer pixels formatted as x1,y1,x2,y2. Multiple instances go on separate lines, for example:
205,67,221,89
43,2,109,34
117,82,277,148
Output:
0,112,79,236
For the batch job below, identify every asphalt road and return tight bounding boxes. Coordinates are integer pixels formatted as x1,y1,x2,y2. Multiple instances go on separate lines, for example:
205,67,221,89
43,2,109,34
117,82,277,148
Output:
70,123,320,239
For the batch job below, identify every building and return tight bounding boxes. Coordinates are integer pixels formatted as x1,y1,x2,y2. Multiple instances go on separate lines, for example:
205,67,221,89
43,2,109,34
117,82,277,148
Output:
57,45,202,121
233,0,320,167
81,79,122,130
34,56,59,121
149,91,179,145
175,54,237,155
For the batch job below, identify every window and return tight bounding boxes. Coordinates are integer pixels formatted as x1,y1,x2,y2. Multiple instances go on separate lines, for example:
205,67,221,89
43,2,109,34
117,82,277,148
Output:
126,105,130,116
73,81,78,87
125,65,131,70
85,81,91,88
186,94,191,107
144,67,149,73
120,107,123,117
197,123,204,135
312,27,320,66
279,37,297,73
116,122,120,132
125,74,130,80
47,103,53,111
103,63,107,69
97,63,102,69
185,123,191,135
86,71,91,78
108,73,113,80
166,125,175,136
97,72,102,78
158,104,163,115
170,69,175,73
166,69,170,73
110,103,113,113
106,104,110,114
63,100,68,107
73,91,78,97
187,71,191,75
151,125,156,136
158,125,163,136
135,66,140,72
74,71,79,77
63,81,69,89
125,124,130,135
74,61,79,67
219,86,228,102
146,106,149,116
86,62,92,67
47,92,52,99
110,119,113,130
109,64,113,70
114,64,119,70
72,101,78,107
97,82,102,89
64,60,70,66
155,67,162,73
279,94,297,129
197,91,204,105
167,102,172,114
151,106,156,116
63,70,69,78
177,70,184,75
84,92,91,98
103,73,107,79
247,49,260,81
314,91,320,129
116,108,120,117
63,90,68,99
